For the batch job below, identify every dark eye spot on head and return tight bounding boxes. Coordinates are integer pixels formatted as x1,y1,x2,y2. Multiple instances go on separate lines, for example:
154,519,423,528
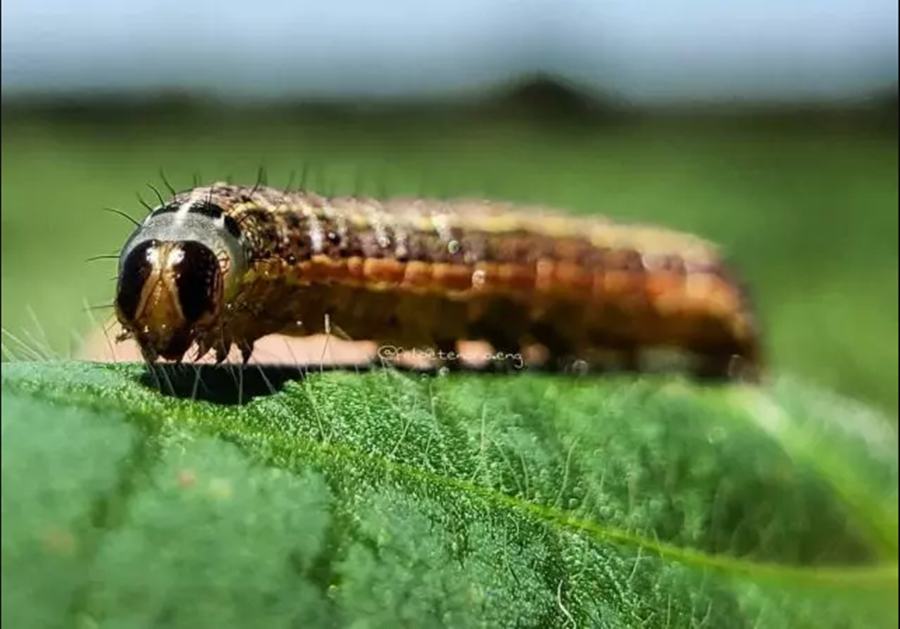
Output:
150,204,178,217
223,215,241,239
172,242,221,324
116,240,158,321
191,202,224,220
191,201,242,240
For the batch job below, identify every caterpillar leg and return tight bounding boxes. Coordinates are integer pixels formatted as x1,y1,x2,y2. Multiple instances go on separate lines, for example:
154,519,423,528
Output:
469,299,529,373
530,320,584,373
435,338,465,372
690,351,760,383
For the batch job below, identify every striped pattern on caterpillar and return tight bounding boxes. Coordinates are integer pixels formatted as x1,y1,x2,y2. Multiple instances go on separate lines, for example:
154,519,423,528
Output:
114,182,763,380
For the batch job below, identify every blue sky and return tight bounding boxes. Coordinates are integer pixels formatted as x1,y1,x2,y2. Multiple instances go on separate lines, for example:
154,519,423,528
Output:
2,0,897,103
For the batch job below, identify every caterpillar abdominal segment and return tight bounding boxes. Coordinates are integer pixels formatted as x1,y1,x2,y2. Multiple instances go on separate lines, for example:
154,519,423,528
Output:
114,182,763,380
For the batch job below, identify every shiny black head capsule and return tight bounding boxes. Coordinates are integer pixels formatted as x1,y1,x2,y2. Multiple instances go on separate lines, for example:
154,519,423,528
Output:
172,241,221,326
115,239,223,361
115,239,158,324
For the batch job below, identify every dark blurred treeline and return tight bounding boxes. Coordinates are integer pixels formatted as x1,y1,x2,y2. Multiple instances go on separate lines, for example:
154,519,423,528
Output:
3,74,897,134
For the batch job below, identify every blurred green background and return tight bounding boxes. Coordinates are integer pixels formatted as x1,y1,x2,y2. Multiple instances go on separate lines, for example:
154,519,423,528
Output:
2,84,898,413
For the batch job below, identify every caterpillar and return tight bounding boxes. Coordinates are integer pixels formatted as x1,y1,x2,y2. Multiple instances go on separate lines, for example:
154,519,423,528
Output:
114,182,763,380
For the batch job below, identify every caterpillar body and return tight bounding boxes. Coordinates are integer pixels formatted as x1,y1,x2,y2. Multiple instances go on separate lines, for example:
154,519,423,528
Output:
114,183,763,380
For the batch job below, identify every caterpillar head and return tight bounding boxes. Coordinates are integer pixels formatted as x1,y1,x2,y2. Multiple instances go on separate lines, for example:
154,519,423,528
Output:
115,239,224,361
114,196,246,362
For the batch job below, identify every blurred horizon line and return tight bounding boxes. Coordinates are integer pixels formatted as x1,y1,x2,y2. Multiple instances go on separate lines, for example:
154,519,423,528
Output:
3,73,897,123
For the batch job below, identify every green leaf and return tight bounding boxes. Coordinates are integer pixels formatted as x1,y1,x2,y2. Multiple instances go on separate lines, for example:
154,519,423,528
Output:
1,360,897,628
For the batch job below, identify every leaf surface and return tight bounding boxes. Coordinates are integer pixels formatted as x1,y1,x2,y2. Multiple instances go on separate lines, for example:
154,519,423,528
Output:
1,361,897,628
